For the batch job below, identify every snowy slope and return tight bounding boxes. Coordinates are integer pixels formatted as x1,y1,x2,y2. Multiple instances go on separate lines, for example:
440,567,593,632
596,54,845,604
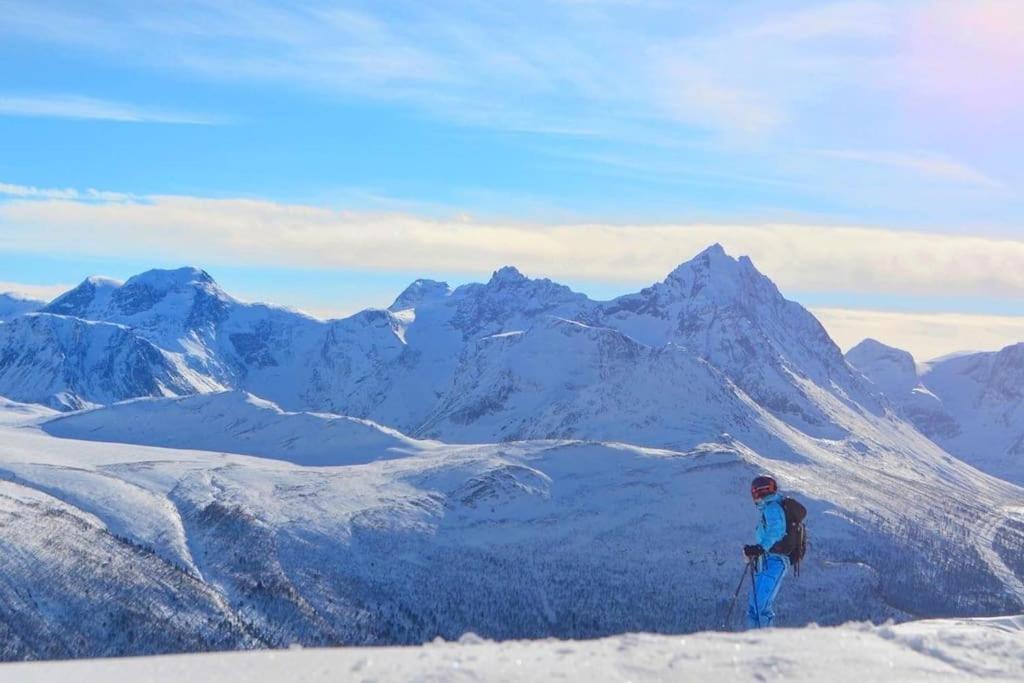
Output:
41,275,121,318
0,313,220,409
0,292,44,322
297,265,594,430
921,344,1024,485
0,476,254,661
0,396,57,425
44,391,431,466
848,339,1024,485
2,390,1023,661
415,315,755,444
4,616,1022,682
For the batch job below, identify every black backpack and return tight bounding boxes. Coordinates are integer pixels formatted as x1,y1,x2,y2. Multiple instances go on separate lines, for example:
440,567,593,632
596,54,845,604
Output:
770,497,808,575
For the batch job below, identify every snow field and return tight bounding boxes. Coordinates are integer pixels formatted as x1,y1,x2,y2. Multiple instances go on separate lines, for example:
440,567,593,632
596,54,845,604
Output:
3,617,1022,682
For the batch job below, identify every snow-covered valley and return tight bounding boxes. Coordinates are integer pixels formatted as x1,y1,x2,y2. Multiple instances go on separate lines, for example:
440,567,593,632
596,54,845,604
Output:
0,370,1022,663
1,245,1023,674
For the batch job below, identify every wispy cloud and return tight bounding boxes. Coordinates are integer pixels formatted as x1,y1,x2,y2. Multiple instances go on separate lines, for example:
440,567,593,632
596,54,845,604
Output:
0,2,1017,193
0,182,135,202
818,149,1003,188
0,1,989,138
0,94,222,125
0,1,1018,226
2,183,1024,301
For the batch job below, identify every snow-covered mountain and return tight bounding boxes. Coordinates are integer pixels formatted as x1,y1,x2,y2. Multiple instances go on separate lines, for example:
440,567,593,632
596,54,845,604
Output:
0,292,45,322
847,339,1024,485
1,245,1023,663
4,246,880,445
379,245,881,444
0,313,219,410
414,316,750,444
595,246,876,435
40,267,327,395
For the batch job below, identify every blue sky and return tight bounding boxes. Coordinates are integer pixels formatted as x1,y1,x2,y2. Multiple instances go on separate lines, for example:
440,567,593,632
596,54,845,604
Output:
1,1,1023,358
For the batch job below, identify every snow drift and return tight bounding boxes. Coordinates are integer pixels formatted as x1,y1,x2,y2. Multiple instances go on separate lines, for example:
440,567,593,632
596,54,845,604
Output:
5,616,1022,682
44,391,429,466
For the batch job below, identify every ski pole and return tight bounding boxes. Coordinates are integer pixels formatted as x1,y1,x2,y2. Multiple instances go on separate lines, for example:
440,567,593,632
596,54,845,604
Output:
723,559,750,629
750,558,760,627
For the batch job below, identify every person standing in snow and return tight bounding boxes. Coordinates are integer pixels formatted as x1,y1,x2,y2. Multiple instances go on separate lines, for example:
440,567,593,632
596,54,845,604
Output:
743,475,789,628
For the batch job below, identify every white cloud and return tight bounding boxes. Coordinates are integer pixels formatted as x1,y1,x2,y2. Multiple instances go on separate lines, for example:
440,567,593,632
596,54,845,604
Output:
2,185,1024,301
0,182,133,202
0,281,70,303
813,307,1024,361
0,183,79,201
0,95,221,125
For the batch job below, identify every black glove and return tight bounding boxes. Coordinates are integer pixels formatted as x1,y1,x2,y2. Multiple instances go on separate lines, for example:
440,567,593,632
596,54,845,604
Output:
743,544,764,560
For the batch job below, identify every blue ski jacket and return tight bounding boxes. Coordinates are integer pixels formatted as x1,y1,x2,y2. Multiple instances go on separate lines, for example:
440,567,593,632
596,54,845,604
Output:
754,492,787,554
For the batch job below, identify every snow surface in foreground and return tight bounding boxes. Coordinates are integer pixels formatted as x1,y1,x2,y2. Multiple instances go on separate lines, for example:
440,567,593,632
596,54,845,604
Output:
4,617,1022,683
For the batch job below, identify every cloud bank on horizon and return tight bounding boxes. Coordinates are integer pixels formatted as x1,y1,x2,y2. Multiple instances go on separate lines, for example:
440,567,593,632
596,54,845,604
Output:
2,179,1023,361
0,1,1021,359
3,182,1024,300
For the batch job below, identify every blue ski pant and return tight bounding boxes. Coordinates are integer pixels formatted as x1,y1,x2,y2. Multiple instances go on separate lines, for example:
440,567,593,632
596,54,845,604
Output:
747,553,788,629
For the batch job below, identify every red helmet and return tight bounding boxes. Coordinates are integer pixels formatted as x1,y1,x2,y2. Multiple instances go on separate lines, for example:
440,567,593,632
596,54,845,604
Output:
750,475,777,500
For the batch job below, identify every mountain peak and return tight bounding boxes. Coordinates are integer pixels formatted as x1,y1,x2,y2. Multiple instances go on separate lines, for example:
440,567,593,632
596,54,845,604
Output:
845,338,922,401
602,244,867,428
389,279,451,311
998,341,1024,356
43,275,122,317
700,242,728,259
663,243,743,284
488,266,527,286
658,244,780,308
0,292,46,322
39,267,231,328
123,267,217,292
848,338,912,360
110,267,231,325
83,275,123,288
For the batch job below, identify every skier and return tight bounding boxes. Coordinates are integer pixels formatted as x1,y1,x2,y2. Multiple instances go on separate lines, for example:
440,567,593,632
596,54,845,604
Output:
743,475,789,628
